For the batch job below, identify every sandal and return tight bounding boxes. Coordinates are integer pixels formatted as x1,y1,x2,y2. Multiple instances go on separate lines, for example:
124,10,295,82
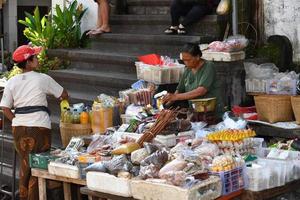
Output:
164,26,178,35
177,27,187,35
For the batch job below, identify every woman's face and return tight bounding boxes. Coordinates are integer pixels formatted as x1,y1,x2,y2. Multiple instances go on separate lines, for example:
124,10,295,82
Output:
181,52,200,69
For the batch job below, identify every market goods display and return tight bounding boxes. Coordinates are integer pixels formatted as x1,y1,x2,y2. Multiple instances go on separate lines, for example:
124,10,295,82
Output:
137,109,177,146
207,129,256,141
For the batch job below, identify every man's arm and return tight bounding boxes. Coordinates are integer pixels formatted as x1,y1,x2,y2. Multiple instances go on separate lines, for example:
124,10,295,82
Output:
2,107,15,122
59,89,69,101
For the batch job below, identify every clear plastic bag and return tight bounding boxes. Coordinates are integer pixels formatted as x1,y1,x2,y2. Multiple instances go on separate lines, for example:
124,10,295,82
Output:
244,62,279,79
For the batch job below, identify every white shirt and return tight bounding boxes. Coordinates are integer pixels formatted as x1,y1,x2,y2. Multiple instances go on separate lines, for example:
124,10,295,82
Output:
0,71,63,129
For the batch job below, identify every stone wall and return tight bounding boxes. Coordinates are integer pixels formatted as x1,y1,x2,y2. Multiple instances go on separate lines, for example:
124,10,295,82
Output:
263,0,300,62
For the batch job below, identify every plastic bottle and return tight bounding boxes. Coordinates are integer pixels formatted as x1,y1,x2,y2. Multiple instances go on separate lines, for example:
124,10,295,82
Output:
60,100,70,112
80,110,89,124
61,107,68,122
72,109,80,124
63,108,73,123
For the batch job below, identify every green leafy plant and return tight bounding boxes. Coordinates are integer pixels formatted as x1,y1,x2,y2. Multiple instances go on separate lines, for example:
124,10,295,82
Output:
15,1,87,75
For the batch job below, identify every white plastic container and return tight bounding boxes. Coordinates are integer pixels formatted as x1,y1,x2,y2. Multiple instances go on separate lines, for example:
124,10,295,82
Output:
135,62,185,84
245,79,267,93
86,172,132,197
130,176,222,200
266,79,297,95
202,51,245,62
48,162,79,179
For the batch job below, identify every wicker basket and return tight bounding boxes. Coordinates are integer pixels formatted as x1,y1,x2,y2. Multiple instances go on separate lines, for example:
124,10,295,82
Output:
60,122,92,147
291,96,300,124
254,95,294,123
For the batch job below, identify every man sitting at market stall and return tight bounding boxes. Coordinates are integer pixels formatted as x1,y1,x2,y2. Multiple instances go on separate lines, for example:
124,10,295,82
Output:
0,45,69,200
162,42,223,118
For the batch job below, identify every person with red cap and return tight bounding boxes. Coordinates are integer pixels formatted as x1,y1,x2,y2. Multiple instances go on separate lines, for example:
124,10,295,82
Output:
0,45,68,200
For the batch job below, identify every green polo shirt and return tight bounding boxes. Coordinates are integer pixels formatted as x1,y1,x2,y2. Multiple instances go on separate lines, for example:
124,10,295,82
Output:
176,61,223,116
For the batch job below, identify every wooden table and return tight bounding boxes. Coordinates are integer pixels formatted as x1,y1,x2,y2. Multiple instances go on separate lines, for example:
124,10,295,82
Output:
80,187,136,200
31,168,86,200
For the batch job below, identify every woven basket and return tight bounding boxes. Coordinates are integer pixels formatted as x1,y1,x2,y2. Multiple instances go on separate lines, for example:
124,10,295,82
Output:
254,95,294,123
60,122,92,147
291,96,300,124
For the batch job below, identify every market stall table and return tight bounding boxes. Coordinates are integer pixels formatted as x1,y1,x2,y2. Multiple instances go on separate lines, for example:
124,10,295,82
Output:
80,187,136,200
248,121,300,139
31,168,86,200
241,179,300,200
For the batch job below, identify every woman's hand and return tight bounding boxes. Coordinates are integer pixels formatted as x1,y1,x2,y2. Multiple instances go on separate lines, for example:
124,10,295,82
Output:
162,93,177,104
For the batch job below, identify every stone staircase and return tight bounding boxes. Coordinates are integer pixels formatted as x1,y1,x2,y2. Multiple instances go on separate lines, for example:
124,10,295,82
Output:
45,0,229,146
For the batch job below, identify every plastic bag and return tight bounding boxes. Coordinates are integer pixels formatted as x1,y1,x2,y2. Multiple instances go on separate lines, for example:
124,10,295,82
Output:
160,171,188,186
193,143,220,158
216,0,230,15
159,159,188,178
139,164,160,179
104,155,132,175
244,62,279,79
224,35,249,52
131,148,149,165
87,135,112,154
140,150,169,169
85,161,107,173
112,142,141,155
216,112,247,130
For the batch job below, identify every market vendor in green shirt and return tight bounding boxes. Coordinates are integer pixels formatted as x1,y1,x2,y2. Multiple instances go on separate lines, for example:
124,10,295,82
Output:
162,43,223,117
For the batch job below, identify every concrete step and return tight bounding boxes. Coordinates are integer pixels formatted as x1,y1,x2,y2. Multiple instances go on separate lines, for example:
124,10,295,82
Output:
48,69,137,97
89,33,215,57
126,0,171,15
48,49,137,74
110,14,226,37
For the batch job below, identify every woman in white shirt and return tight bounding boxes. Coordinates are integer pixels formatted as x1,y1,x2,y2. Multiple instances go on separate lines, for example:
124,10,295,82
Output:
0,45,68,200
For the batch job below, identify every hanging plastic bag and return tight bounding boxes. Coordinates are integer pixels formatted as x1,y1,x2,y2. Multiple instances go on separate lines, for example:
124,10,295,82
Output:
216,0,230,15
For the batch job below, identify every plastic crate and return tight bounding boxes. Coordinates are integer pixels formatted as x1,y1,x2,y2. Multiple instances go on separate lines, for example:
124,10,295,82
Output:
135,62,185,84
29,152,57,170
266,79,297,95
210,166,246,195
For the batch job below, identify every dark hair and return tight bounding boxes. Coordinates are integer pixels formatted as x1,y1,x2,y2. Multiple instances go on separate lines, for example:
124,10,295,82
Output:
181,43,202,57
14,55,35,69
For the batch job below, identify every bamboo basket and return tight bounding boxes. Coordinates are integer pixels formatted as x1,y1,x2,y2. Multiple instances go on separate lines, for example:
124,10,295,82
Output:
60,122,92,147
291,96,300,124
254,95,294,123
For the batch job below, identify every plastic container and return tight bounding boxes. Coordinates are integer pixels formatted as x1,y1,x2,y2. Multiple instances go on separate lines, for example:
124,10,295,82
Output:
135,62,185,84
202,51,245,62
190,98,217,113
130,176,222,200
86,172,132,197
29,152,57,170
91,107,113,134
210,166,246,195
266,79,297,95
48,162,79,179
245,79,267,93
